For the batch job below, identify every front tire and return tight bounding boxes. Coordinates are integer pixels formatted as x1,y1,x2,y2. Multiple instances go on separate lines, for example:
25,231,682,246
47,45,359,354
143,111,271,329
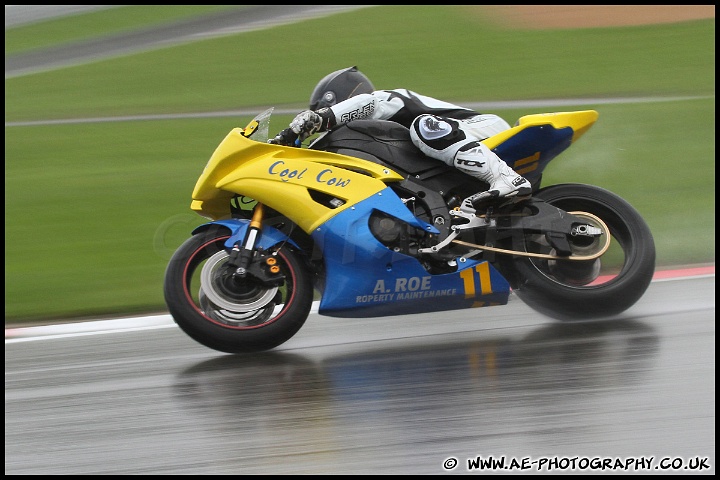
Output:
507,184,656,321
164,226,313,353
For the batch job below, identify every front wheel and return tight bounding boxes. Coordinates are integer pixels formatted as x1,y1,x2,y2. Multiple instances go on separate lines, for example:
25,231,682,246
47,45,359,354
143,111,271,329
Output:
164,226,314,353
505,184,656,321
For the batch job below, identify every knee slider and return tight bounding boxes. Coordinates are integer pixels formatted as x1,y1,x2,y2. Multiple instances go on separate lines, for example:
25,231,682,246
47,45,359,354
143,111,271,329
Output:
410,115,466,152
413,114,454,141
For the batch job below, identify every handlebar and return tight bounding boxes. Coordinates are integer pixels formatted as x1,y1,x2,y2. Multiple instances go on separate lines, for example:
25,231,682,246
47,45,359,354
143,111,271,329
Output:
268,127,299,146
269,116,319,147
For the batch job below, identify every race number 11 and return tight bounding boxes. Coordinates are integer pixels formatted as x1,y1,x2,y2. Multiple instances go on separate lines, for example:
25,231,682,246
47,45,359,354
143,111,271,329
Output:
459,263,493,298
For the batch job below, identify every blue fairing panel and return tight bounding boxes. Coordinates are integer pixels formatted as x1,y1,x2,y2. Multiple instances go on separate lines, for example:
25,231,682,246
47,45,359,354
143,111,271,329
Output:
312,188,511,317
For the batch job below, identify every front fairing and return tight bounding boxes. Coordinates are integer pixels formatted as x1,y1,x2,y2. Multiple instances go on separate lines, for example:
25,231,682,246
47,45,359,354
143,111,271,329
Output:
191,129,404,232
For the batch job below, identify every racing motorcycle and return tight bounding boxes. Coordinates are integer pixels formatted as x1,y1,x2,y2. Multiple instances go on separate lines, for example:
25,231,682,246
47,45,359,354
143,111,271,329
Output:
164,107,655,353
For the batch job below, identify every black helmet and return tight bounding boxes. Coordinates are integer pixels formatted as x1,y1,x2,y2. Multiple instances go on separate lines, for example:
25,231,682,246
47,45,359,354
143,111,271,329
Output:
309,66,375,111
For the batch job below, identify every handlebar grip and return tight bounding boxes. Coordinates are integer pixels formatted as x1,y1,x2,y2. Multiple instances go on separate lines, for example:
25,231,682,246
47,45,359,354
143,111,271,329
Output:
269,128,299,146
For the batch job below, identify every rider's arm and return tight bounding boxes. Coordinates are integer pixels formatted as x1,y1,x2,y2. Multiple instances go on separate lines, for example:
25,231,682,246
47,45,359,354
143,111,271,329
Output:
325,91,404,127
274,91,407,145
326,89,477,128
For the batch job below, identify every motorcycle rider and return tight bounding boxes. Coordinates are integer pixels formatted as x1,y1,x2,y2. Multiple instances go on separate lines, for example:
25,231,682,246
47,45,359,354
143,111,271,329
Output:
270,66,532,208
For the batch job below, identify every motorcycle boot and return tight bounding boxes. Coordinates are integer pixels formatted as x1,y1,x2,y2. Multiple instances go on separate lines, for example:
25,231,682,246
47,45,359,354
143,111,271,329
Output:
454,142,532,210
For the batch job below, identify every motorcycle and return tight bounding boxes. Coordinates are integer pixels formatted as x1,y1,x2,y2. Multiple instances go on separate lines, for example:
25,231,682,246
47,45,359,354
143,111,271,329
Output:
164,107,656,353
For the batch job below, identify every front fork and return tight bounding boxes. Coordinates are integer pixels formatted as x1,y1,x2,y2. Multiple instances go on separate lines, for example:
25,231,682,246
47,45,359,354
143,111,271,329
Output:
225,203,280,280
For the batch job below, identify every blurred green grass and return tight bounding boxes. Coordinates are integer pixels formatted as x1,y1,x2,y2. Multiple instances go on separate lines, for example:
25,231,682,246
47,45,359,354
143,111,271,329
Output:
4,5,244,55
5,7,715,120
4,6,715,322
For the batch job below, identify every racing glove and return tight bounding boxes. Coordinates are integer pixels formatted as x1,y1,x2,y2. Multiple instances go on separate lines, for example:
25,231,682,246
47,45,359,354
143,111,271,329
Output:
290,108,337,142
290,110,322,142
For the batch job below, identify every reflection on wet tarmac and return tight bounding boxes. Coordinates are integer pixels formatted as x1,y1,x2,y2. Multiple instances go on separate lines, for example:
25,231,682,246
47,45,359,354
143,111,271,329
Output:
174,319,660,473
178,319,659,399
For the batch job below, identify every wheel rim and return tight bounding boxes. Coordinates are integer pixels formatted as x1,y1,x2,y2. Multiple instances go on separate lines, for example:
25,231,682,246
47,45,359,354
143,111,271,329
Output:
183,236,294,329
198,288,276,326
523,202,630,288
546,212,604,285
200,250,278,312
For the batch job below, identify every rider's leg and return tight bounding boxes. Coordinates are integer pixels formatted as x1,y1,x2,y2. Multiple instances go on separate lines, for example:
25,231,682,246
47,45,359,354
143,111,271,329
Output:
409,114,531,208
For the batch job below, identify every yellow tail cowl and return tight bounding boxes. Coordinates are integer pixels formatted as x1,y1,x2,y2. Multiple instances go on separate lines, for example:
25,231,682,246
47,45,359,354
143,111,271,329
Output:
191,129,404,232
483,110,599,149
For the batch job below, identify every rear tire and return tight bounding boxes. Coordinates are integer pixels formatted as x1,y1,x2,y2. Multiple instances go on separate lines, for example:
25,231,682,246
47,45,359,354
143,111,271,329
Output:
507,184,655,321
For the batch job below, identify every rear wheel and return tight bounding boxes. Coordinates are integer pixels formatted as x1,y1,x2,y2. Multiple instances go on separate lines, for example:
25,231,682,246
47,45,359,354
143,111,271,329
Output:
506,184,655,320
164,226,313,353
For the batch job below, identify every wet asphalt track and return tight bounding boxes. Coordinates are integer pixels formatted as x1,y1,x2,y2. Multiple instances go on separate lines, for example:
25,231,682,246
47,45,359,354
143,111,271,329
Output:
5,275,716,474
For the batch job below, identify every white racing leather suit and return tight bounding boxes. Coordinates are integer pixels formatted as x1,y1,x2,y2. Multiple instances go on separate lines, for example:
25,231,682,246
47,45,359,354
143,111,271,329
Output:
317,89,531,205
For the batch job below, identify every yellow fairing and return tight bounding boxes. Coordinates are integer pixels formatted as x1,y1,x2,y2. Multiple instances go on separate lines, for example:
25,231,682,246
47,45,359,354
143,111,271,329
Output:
483,110,599,149
191,129,404,232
